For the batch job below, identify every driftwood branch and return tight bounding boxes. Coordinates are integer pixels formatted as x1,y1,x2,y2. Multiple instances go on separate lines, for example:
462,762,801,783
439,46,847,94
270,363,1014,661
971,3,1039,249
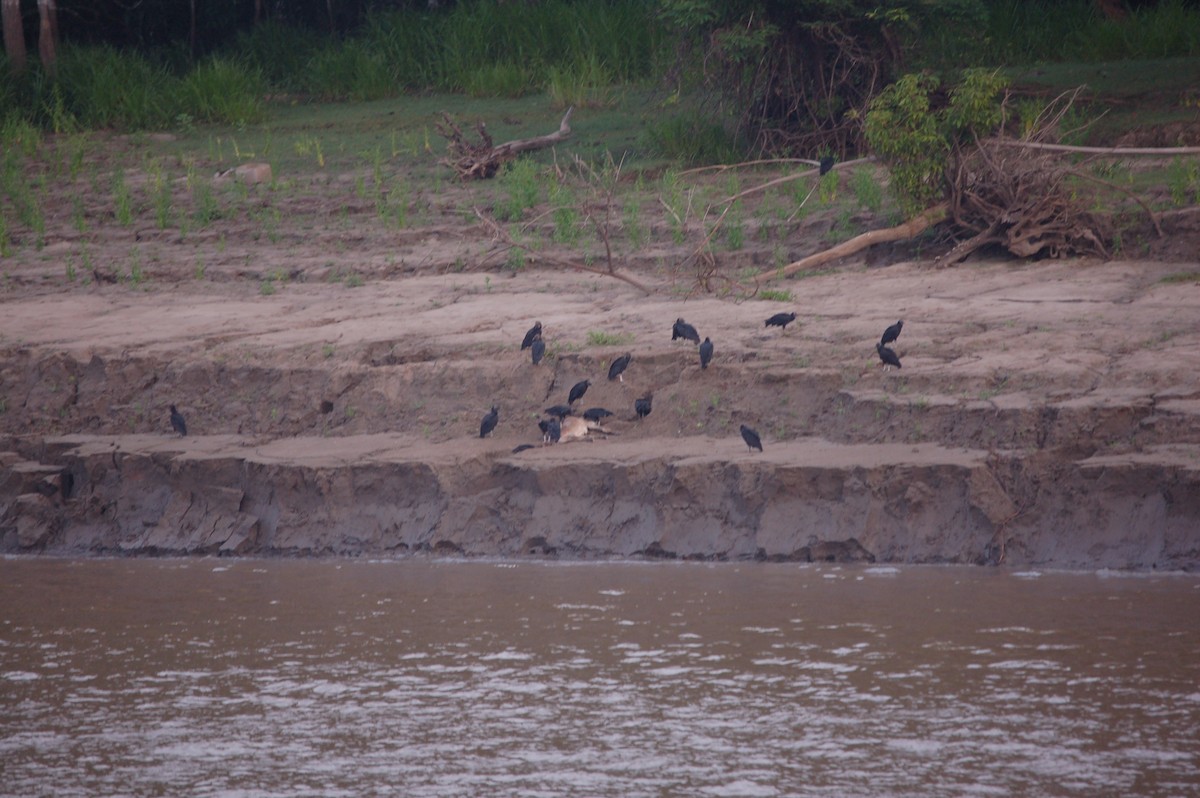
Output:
755,203,949,285
984,139,1200,156
436,107,574,179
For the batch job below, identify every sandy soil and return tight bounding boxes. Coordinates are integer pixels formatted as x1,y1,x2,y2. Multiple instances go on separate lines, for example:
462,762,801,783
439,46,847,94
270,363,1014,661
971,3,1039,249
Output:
1,151,1199,567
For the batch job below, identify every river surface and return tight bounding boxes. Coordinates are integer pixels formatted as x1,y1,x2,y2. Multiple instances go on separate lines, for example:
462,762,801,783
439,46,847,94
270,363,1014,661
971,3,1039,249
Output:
1,558,1198,797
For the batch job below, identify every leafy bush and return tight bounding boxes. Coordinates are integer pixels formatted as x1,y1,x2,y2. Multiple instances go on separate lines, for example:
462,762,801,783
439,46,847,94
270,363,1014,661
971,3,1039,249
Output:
864,69,1008,213
655,0,988,156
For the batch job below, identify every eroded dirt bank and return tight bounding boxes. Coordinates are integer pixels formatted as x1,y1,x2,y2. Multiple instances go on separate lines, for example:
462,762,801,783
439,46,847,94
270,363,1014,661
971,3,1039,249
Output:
2,261,1199,568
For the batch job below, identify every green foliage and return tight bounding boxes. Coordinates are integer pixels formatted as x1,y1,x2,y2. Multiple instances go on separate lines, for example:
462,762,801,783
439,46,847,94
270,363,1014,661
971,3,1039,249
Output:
177,57,266,125
111,168,133,225
495,158,541,222
306,44,395,101
655,0,988,155
1166,157,1200,207
642,112,739,165
546,55,617,109
757,289,792,302
465,63,534,99
917,0,1200,68
864,69,1008,213
54,46,176,130
850,167,884,213
588,330,635,346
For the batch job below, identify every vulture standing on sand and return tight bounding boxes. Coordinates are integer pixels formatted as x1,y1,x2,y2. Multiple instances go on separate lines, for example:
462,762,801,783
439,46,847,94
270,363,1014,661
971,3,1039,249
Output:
479,405,499,438
635,392,653,420
169,405,187,437
740,424,763,453
765,312,797,330
881,320,903,346
531,337,546,366
544,404,573,420
608,352,632,382
876,342,902,371
699,337,713,370
521,321,543,350
568,379,591,405
538,418,562,444
672,318,700,344
583,407,613,422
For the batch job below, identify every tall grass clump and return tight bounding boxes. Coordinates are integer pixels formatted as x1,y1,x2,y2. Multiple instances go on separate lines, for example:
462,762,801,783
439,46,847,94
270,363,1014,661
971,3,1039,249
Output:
643,112,741,165
547,53,616,109
1063,0,1200,60
177,57,266,125
918,0,1200,67
54,45,177,129
231,21,324,92
299,0,663,96
464,63,534,99
305,44,395,101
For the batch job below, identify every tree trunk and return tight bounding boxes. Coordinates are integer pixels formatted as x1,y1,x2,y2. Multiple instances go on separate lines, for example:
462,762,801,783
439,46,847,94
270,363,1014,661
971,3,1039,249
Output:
36,0,56,76
2,0,26,73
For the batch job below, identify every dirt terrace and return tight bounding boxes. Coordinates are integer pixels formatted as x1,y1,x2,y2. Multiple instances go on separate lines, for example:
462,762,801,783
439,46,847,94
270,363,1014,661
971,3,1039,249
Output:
2,242,1199,568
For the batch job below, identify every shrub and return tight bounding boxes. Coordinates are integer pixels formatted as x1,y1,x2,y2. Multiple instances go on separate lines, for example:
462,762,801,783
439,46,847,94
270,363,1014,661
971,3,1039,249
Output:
864,68,1007,213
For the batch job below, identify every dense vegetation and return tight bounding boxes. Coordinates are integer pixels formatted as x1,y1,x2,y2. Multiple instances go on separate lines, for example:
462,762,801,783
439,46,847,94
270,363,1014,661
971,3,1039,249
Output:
0,0,1198,155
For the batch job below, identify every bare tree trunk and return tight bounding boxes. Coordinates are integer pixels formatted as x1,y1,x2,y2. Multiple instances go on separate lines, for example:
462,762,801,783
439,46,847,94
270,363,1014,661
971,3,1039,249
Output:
2,0,27,73
36,0,56,76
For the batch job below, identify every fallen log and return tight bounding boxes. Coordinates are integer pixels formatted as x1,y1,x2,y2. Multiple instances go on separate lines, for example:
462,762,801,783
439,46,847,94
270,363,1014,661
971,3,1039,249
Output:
754,203,949,285
437,107,574,179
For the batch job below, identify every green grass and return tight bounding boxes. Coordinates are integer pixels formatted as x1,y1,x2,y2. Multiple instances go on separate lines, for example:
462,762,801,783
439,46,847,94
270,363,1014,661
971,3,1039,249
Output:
1160,270,1200,285
757,289,792,302
587,330,635,346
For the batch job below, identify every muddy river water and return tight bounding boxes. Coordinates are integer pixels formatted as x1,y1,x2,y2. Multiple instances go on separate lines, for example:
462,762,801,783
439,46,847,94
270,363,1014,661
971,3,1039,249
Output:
1,558,1198,797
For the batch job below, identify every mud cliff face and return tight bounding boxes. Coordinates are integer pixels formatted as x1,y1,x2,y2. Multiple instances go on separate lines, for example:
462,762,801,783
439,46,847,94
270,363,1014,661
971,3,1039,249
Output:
2,431,1197,569
2,262,1199,569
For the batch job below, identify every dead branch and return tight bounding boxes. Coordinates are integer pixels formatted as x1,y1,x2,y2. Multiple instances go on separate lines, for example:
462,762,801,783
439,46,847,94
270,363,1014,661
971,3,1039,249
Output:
436,107,574,180
985,139,1200,156
472,207,652,294
755,203,949,285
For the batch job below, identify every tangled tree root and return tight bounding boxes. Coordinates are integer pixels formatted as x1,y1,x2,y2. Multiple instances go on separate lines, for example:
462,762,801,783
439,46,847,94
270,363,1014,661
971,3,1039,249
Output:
939,138,1113,266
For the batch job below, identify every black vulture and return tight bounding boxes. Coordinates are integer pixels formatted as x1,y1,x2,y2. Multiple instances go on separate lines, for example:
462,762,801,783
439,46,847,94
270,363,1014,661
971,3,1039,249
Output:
538,418,562,444
740,424,763,453
608,352,632,382
479,405,498,438
544,404,573,420
531,337,546,366
521,321,542,350
881,319,903,346
634,392,653,420
765,312,797,330
699,337,713,370
511,443,535,454
568,379,591,405
582,407,613,422
169,405,187,437
672,318,700,344
876,342,902,371
818,155,836,176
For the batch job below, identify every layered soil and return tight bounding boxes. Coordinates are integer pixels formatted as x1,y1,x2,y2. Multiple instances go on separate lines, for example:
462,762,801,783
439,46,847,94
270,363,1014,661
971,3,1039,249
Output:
1,129,1198,568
